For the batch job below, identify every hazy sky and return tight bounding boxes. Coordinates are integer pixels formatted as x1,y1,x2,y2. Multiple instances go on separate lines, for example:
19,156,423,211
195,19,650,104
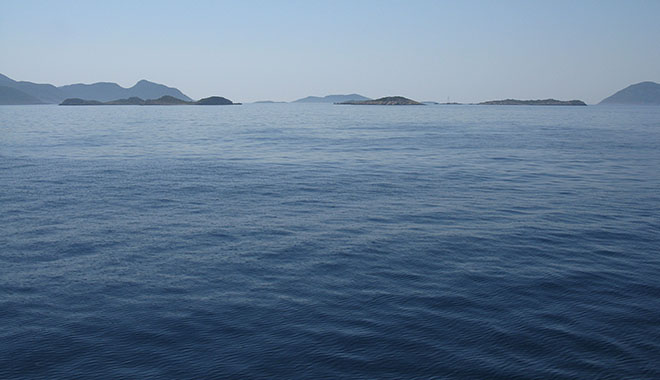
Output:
1,0,659,103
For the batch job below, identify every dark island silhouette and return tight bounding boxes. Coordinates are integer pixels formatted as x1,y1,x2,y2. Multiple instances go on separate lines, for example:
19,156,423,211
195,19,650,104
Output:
599,81,660,105
478,99,586,106
60,95,239,106
105,97,147,105
337,96,424,105
196,96,235,105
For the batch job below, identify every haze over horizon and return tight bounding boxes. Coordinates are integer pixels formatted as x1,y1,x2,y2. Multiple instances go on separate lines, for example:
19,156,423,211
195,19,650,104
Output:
1,0,659,104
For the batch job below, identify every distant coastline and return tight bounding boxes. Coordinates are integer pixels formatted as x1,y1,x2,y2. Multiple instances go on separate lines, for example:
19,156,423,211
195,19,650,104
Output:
2,73,660,106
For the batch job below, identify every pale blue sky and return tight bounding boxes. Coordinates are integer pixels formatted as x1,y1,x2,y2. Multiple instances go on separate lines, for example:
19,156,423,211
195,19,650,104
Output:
1,0,659,103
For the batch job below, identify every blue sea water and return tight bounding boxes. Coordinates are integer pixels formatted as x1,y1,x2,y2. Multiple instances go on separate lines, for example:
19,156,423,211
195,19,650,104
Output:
1,103,660,379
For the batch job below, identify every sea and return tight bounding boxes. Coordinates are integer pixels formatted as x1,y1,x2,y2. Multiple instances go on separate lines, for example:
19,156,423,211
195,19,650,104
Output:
1,103,659,379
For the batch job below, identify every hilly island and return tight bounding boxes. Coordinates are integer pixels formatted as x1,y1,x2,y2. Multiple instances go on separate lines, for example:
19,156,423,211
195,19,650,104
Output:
599,81,660,105
294,94,370,103
60,96,238,106
337,96,424,105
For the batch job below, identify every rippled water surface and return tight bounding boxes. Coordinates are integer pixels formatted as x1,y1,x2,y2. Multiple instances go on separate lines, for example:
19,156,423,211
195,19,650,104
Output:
2,104,660,379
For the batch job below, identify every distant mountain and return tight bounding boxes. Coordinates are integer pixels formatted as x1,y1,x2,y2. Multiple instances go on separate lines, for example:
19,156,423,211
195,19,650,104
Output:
337,96,423,105
58,82,127,102
60,79,192,102
478,99,586,106
0,73,66,103
0,86,45,104
128,80,193,102
599,81,660,105
0,73,192,104
294,94,370,103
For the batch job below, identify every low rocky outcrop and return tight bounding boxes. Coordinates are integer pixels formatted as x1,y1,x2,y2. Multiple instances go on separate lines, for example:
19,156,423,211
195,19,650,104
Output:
478,99,586,106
